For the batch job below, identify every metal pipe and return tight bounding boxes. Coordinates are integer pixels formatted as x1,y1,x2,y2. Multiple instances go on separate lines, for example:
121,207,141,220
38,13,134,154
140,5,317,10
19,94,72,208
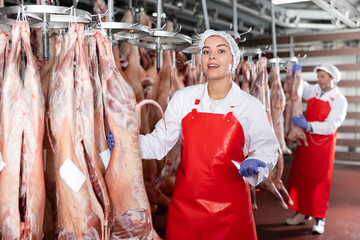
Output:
157,0,162,28
156,0,162,72
41,15,49,61
271,2,277,59
232,0,237,32
156,36,161,72
201,0,210,30
41,0,49,61
289,36,294,57
108,0,114,22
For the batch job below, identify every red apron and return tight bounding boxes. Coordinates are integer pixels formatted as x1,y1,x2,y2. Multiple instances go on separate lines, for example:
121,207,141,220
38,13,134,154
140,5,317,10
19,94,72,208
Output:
287,97,337,218
165,99,257,240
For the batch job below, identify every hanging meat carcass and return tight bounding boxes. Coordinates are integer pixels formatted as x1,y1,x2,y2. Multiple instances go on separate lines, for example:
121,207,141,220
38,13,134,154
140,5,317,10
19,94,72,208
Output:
250,58,266,106
0,31,9,146
74,25,111,237
270,67,292,155
283,65,293,138
43,37,63,240
94,31,162,239
286,69,308,146
249,59,293,210
0,21,45,239
154,50,186,198
85,36,108,175
93,0,108,22
233,60,241,86
47,23,109,239
241,61,253,94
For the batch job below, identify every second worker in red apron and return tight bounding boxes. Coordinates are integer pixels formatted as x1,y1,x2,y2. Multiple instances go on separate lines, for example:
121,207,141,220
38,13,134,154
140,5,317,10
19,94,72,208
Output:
285,64,348,235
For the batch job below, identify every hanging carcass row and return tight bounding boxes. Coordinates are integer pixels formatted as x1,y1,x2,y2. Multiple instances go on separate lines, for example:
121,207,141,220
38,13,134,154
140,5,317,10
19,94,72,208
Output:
94,31,163,239
47,23,110,239
0,21,45,239
248,58,293,210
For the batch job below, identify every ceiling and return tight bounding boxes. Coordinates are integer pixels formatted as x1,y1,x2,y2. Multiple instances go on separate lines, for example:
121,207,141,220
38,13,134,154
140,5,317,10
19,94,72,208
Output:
4,0,360,40
111,0,360,39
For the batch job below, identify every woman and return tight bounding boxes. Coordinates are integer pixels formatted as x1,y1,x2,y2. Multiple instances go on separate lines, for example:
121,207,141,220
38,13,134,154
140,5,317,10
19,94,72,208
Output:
285,64,348,234
138,30,279,240
109,30,279,239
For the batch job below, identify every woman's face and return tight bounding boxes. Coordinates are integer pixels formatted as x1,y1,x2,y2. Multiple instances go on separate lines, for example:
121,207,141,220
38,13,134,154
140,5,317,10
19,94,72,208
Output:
201,36,233,81
317,70,335,91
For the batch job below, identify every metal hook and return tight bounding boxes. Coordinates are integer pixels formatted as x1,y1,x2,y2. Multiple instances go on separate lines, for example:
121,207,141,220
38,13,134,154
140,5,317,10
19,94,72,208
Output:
63,0,79,12
160,23,167,30
238,36,247,42
174,25,182,35
194,28,201,37
239,26,252,37
73,0,79,9
297,53,307,60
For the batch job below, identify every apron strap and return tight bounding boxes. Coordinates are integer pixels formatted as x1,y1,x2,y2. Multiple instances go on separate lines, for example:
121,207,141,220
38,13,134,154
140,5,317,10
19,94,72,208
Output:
192,99,201,113
225,106,235,121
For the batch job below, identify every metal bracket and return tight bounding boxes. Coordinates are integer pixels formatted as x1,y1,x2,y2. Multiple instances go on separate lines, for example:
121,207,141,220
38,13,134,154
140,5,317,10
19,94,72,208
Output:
0,5,92,27
94,22,151,40
127,28,192,50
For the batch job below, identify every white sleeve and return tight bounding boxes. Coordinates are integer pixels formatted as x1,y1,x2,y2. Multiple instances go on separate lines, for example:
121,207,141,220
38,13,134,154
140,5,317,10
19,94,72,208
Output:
310,95,348,135
244,103,279,186
139,91,182,160
302,80,316,101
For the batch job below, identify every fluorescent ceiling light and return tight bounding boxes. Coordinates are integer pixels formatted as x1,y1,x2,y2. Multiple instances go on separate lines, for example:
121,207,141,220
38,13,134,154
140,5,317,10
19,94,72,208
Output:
273,0,311,4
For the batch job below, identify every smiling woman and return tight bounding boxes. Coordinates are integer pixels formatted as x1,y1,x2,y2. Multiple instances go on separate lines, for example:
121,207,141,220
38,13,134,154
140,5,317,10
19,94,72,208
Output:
133,29,280,240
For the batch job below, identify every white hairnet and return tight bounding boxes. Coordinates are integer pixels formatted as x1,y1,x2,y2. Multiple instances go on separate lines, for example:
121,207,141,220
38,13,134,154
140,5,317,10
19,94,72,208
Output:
314,64,341,83
199,29,240,75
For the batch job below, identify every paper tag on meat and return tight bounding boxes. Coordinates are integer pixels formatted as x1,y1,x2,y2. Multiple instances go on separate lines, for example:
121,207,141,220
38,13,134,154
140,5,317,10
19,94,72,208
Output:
0,153,5,172
99,148,111,170
60,158,86,192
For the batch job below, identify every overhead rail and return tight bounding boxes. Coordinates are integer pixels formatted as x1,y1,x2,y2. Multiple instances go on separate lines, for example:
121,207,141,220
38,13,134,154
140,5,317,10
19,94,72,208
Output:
311,0,360,28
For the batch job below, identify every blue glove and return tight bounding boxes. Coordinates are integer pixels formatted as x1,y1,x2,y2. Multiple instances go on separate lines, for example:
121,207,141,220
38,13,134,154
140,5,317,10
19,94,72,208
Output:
292,64,302,75
291,114,307,129
106,132,115,151
238,159,267,177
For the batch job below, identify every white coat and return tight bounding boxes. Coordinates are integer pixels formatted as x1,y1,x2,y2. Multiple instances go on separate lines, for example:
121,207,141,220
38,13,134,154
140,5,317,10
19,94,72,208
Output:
139,81,279,186
303,81,348,135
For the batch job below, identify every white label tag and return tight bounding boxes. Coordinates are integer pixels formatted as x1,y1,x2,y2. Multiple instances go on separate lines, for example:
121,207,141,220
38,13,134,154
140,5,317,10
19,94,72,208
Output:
0,153,5,172
231,160,241,170
60,158,86,192
43,149,47,172
99,149,111,170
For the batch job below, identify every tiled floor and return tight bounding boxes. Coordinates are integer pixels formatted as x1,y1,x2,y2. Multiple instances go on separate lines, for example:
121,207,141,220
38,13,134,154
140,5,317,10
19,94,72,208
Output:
152,159,360,239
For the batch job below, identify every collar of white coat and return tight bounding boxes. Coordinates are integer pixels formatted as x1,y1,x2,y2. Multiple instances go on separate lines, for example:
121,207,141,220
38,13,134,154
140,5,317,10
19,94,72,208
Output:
315,84,339,100
198,81,239,112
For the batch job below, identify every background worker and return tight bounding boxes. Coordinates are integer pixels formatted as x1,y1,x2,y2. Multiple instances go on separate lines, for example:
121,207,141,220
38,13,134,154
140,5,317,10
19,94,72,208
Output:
285,64,348,234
